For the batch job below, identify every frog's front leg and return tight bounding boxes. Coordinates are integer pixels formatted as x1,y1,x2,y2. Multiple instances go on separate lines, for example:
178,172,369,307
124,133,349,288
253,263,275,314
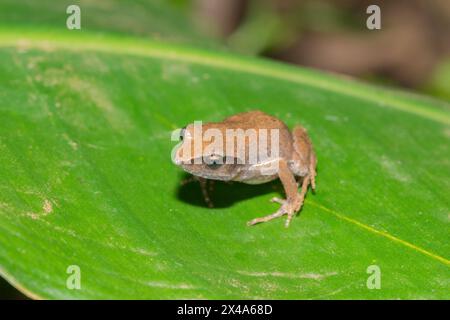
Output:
247,159,303,227
198,177,214,208
180,176,215,207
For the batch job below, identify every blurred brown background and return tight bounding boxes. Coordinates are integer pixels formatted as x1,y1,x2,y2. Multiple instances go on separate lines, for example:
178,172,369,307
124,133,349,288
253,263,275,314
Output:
193,0,450,100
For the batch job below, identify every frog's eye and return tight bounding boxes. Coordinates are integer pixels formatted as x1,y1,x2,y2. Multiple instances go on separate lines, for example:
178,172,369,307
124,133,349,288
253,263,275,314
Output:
205,155,226,170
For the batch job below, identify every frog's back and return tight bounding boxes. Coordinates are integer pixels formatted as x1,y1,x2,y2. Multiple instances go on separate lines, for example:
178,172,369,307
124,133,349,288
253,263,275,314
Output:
221,110,295,162
224,110,288,130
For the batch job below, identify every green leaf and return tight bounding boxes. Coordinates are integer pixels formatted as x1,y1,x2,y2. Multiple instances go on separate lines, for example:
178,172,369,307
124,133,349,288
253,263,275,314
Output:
0,27,449,299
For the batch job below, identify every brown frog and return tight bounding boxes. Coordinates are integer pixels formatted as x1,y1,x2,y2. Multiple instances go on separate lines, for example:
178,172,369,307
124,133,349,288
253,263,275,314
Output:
173,110,317,227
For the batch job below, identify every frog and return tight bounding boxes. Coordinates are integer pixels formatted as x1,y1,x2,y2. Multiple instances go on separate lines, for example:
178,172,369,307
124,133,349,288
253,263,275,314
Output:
173,110,317,227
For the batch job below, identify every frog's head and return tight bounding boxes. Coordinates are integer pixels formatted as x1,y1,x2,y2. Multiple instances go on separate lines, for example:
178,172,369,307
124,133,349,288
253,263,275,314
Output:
172,123,245,181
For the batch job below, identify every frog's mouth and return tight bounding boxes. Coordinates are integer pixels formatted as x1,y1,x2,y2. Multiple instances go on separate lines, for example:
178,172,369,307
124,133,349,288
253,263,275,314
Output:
180,160,244,182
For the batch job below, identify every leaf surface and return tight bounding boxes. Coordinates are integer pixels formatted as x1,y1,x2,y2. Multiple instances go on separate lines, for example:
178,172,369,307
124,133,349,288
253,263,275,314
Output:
0,27,449,299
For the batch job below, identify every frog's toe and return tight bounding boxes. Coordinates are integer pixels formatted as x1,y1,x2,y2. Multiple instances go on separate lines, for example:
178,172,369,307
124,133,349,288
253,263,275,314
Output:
270,197,285,205
284,208,296,228
247,208,287,226
252,199,303,227
247,198,296,226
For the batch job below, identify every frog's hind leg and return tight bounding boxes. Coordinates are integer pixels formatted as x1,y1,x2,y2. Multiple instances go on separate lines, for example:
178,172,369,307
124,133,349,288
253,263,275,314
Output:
292,126,317,191
309,152,317,191
247,127,317,227
247,159,302,227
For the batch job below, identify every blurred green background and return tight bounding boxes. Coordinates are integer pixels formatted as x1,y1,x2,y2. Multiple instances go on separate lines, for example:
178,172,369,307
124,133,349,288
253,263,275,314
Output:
0,0,448,299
